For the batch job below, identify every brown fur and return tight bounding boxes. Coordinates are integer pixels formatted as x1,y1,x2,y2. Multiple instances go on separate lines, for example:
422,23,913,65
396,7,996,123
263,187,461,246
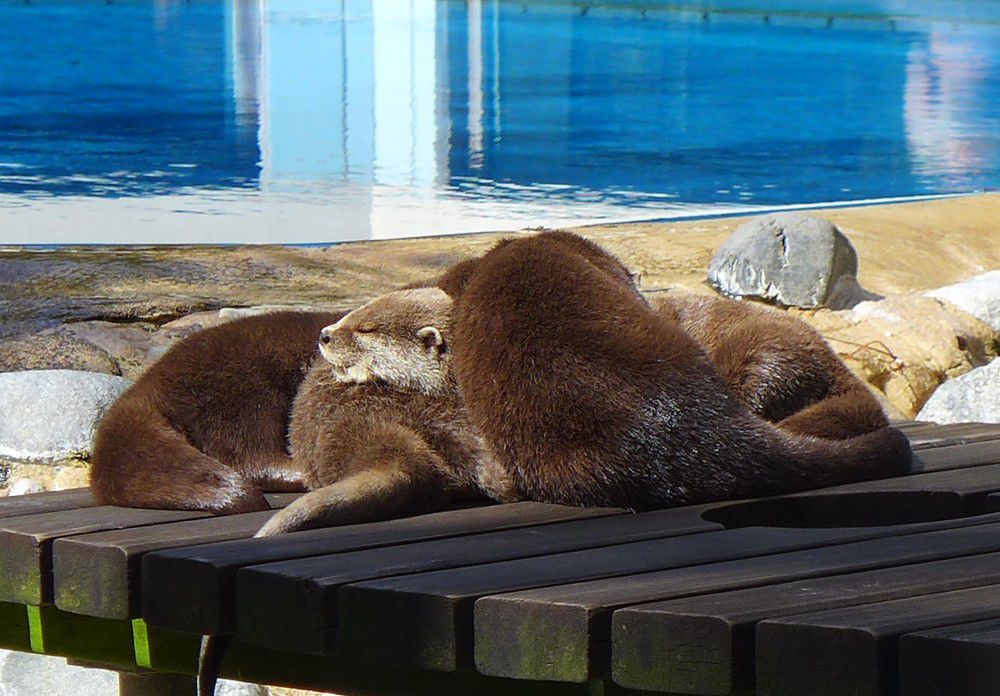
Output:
91,311,342,514
448,231,911,509
653,293,889,439
255,289,502,536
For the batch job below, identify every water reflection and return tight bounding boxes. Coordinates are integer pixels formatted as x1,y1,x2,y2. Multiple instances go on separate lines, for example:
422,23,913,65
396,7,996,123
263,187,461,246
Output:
0,0,997,244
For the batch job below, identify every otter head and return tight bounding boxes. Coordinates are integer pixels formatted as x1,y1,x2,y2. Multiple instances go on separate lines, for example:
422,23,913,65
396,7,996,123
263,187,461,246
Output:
318,288,453,393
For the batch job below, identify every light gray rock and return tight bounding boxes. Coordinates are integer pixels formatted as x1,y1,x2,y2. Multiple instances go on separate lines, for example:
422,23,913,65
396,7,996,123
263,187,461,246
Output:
0,370,132,462
217,678,269,696
925,270,1000,332
218,304,331,321
917,358,1000,424
707,213,878,309
7,478,43,496
0,650,118,696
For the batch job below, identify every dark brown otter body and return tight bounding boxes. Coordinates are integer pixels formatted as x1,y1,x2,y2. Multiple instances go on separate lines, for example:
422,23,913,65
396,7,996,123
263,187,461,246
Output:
448,231,911,509
91,310,342,514
654,293,888,439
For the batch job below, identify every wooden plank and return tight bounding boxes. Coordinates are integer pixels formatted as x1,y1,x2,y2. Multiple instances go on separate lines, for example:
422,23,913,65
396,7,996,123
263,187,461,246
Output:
703,462,1000,530
0,601,30,652
54,509,284,620
235,505,722,654
0,506,215,605
0,488,95,519
140,502,625,634
909,439,1000,472
332,516,993,674
755,585,1000,696
475,515,1000,684
609,551,1000,694
908,423,1000,450
5,605,642,696
898,619,1000,696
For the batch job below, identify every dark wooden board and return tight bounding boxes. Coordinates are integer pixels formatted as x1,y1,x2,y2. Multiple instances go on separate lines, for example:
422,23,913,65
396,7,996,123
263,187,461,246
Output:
704,462,1000,530
235,505,722,654
909,439,1000,472
332,517,992,673
54,509,282,620
755,585,1000,696
609,550,1000,694
0,505,216,605
0,488,95,519
475,515,1000,684
905,422,1000,448
0,601,30,652
140,502,624,634
898,619,1000,696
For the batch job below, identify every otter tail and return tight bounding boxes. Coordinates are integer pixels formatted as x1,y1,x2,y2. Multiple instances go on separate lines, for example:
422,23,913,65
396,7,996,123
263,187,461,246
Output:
91,394,269,514
772,423,913,495
776,387,891,440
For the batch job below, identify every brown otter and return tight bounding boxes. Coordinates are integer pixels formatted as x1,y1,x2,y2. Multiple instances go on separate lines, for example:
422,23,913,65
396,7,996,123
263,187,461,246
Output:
91,310,342,514
447,230,911,509
254,287,507,536
653,293,888,439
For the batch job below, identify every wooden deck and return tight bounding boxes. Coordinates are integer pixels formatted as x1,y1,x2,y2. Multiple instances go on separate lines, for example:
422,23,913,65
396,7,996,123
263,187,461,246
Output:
0,420,999,695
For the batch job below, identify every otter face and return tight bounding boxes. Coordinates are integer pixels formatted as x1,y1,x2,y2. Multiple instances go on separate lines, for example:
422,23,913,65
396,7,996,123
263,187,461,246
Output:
318,288,453,393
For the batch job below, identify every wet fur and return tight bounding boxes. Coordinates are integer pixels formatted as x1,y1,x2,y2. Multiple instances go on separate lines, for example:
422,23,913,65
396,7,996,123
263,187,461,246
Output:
448,231,911,509
91,311,342,514
653,293,889,439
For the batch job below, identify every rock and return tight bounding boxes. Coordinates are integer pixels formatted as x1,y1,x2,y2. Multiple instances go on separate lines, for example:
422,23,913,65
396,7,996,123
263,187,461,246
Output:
7,478,43,496
217,679,269,696
0,370,132,462
0,333,119,375
925,270,1000,332
159,309,232,338
802,294,998,417
707,214,878,309
917,358,1000,424
0,650,118,696
48,321,176,380
218,304,335,321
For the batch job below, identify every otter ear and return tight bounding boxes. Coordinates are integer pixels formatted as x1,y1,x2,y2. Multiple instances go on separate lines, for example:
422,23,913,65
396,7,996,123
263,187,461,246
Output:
416,326,444,354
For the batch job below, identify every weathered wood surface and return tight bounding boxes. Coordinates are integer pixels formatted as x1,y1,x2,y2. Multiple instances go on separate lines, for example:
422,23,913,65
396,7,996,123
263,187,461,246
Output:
0,488,95,519
235,504,722,654
898,618,1000,696
610,551,1000,694
332,518,988,673
0,506,214,605
53,509,284,619
141,502,623,634
0,420,998,696
755,585,1000,696
475,515,1000,684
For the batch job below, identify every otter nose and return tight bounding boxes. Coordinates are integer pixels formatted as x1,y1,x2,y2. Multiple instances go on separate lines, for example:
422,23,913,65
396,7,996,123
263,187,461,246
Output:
320,329,332,345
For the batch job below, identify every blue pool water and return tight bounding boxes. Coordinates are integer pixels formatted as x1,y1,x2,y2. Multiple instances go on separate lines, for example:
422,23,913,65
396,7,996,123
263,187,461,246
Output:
0,0,997,244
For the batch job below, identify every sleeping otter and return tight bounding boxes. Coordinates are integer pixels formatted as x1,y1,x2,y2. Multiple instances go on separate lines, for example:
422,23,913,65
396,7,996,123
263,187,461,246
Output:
91,311,342,514
446,231,911,509
654,293,888,439
254,287,508,536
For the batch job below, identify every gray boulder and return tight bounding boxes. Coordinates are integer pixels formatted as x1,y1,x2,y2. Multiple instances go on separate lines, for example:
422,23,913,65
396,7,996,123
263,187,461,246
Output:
917,358,1000,424
0,370,132,462
925,270,1000,332
707,213,878,309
